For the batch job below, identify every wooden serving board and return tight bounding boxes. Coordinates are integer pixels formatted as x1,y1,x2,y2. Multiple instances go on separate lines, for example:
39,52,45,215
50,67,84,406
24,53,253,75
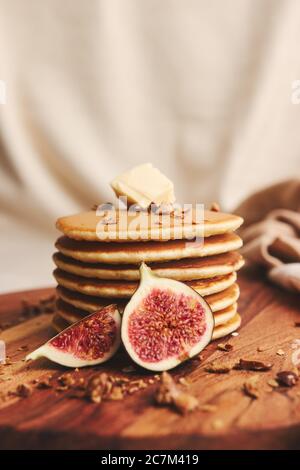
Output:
0,269,300,450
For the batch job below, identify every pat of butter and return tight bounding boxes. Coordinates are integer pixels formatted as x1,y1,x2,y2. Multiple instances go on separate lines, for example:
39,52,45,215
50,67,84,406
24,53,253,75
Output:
110,163,175,209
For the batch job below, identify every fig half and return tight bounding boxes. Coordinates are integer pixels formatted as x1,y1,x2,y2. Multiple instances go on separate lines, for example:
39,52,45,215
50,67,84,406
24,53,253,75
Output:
121,263,214,371
27,305,121,368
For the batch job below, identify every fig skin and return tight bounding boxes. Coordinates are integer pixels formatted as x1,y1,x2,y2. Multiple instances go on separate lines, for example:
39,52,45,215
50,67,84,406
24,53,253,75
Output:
121,263,214,371
26,305,121,368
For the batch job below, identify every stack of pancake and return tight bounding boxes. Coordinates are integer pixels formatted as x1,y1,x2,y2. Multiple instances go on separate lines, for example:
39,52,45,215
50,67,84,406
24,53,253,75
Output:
52,208,244,340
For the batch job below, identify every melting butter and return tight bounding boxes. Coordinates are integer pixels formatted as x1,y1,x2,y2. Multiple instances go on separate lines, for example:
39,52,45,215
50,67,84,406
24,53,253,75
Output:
110,163,175,209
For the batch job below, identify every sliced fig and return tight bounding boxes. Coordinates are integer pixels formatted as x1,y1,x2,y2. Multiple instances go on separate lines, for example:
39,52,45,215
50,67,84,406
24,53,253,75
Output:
27,305,121,368
121,263,214,371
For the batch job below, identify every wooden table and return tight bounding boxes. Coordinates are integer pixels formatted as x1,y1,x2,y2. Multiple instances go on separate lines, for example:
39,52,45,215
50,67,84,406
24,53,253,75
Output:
0,269,300,450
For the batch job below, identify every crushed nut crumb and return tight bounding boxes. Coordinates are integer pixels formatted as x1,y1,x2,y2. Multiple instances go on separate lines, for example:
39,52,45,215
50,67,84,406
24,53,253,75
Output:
234,359,273,372
276,371,298,387
178,377,189,386
242,376,260,399
267,379,279,388
16,383,32,398
58,373,75,387
217,343,233,352
155,372,198,414
56,385,68,392
36,378,52,389
205,362,232,373
109,386,124,400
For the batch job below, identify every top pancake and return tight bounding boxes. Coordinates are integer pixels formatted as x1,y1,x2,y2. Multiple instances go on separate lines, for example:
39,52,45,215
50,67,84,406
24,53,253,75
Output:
56,209,243,242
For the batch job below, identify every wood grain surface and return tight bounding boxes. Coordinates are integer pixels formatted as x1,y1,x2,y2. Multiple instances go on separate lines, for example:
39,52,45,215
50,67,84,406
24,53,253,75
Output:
0,269,300,450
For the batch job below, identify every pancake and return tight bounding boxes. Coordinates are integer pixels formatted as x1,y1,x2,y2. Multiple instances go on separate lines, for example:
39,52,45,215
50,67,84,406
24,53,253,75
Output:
54,269,237,298
212,314,241,340
56,298,88,324
213,303,237,327
55,232,243,265
205,283,240,312
53,251,244,281
57,286,127,312
56,297,237,328
52,304,241,341
57,282,240,314
56,209,243,242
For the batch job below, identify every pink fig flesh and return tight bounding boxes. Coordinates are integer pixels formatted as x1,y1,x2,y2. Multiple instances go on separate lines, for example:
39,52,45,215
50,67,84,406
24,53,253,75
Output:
27,305,121,368
122,263,214,371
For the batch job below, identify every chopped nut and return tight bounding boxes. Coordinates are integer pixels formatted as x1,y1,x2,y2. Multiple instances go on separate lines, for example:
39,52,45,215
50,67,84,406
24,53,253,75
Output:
89,389,102,403
109,386,124,400
276,371,298,387
58,373,75,387
231,332,239,337
217,343,233,352
36,378,52,389
268,379,279,388
86,373,111,403
56,385,68,392
205,362,232,373
242,376,260,399
138,380,147,389
76,377,86,389
178,377,189,386
276,349,285,356
16,383,32,398
155,372,198,414
257,346,267,352
234,359,273,372
173,393,198,414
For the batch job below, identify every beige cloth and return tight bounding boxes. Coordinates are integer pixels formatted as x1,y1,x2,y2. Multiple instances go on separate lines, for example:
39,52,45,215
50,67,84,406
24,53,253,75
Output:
1,1,300,292
236,180,300,292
